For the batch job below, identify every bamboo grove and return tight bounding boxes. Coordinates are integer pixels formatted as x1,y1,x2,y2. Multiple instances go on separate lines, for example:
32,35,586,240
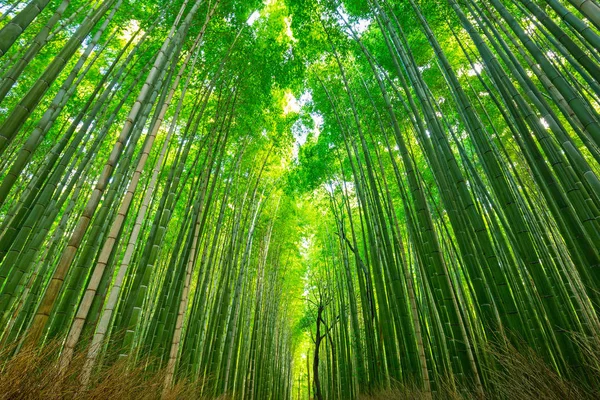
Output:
0,0,599,399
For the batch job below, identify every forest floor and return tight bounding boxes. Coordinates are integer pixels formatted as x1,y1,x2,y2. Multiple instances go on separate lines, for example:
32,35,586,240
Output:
1,334,599,399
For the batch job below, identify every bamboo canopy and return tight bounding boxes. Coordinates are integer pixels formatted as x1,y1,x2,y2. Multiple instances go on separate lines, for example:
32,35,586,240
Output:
0,0,599,398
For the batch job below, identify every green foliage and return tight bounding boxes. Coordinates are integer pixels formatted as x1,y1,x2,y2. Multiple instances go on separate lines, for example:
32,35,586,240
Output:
1,0,600,399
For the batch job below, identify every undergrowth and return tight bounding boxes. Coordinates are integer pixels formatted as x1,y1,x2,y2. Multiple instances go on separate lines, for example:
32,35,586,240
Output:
0,338,225,400
2,333,600,399
360,334,600,400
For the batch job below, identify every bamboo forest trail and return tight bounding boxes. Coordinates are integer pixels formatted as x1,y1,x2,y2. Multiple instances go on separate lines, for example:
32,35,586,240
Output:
1,0,600,399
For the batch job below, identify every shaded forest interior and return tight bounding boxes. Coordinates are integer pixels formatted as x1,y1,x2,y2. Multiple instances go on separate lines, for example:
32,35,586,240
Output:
1,0,600,398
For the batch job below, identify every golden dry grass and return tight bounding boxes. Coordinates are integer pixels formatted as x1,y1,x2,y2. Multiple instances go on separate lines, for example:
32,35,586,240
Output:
360,334,600,400
2,334,600,399
0,339,226,400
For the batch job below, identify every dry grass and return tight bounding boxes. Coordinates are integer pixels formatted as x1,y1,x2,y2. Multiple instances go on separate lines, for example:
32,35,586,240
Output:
361,334,600,400
2,334,600,399
484,341,590,400
0,339,225,400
